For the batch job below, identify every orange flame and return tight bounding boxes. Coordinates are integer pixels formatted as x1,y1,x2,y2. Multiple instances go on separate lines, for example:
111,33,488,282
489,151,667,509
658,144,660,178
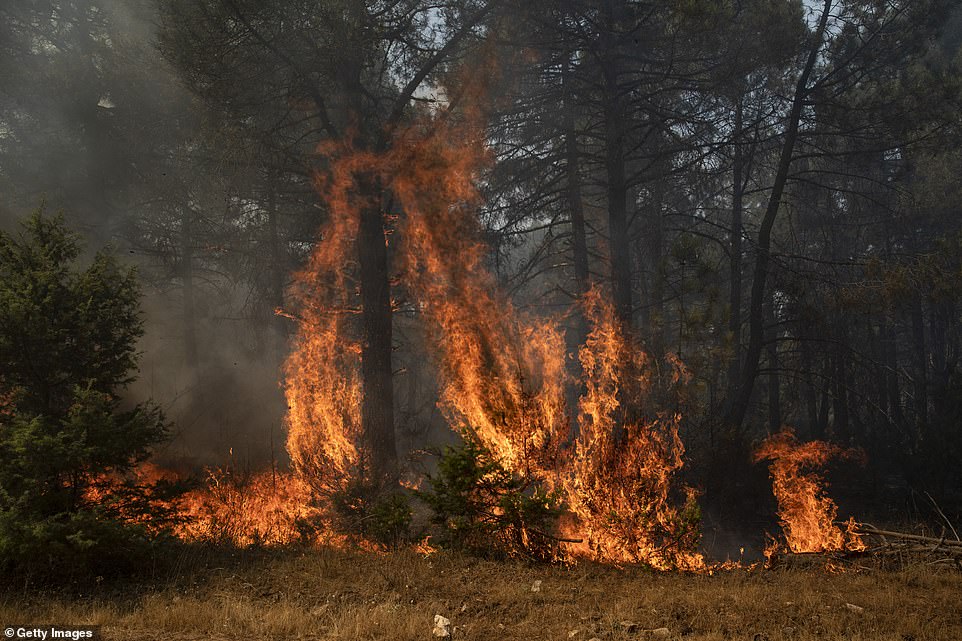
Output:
273,109,705,566
174,468,321,546
557,290,703,570
86,464,326,546
282,144,372,494
86,105,708,564
755,429,865,554
392,123,569,475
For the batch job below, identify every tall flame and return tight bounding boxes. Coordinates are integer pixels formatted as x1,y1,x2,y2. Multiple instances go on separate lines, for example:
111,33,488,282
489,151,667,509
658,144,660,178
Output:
283,145,370,494
392,123,569,474
755,429,865,554
261,77,703,566
558,290,703,570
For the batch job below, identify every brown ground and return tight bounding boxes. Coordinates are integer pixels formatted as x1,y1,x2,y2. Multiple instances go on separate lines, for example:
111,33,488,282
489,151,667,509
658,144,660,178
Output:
1,547,960,640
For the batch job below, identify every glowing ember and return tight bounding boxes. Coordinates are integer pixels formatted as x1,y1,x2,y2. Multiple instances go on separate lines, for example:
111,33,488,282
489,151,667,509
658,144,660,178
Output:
755,429,865,554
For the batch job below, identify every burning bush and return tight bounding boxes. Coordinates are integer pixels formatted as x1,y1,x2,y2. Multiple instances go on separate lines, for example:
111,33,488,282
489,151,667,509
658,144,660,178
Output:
174,468,320,547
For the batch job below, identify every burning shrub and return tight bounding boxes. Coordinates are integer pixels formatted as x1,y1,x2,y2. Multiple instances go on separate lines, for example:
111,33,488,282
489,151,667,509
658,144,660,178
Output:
0,211,169,575
417,437,563,561
175,468,321,547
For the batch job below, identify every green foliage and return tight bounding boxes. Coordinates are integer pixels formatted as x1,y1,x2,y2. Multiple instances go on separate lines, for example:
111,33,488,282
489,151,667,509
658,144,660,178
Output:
367,492,414,547
0,209,169,575
330,478,413,548
417,437,562,561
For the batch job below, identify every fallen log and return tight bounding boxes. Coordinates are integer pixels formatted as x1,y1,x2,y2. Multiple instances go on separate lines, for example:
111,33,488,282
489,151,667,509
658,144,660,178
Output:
765,551,855,569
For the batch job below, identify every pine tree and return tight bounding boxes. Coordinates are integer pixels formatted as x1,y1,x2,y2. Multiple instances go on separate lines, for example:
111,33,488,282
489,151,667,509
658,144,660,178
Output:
0,209,168,572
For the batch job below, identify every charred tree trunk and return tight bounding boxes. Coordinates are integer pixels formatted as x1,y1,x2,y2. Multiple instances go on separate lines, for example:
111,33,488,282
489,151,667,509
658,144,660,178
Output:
345,5,397,486
357,179,398,486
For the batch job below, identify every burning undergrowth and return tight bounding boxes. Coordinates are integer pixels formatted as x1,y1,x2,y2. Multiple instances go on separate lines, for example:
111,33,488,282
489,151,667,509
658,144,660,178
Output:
559,290,702,569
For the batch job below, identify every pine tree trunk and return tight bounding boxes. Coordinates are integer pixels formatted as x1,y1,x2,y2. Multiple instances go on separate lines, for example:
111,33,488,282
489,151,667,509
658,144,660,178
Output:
602,0,632,330
357,179,398,486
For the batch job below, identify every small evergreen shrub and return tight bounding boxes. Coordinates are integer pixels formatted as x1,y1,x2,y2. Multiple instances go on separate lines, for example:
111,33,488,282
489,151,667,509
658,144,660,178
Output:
416,436,562,560
0,210,170,576
330,478,413,547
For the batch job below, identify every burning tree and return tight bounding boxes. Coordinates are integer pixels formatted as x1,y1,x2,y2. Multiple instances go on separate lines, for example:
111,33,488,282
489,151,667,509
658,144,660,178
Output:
283,109,704,566
162,2,707,566
162,0,500,490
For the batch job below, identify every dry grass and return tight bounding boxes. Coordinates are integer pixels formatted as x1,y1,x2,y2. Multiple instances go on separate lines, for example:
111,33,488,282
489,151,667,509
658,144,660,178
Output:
1,547,960,640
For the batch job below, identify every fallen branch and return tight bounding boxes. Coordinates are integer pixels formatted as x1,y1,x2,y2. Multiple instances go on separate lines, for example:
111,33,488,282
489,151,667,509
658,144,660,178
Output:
528,526,583,544
856,525,962,549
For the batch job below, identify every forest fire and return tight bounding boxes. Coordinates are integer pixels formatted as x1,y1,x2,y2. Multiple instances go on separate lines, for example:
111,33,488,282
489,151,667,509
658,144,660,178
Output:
6,4,962,637
755,430,865,555
262,106,706,568
89,114,871,573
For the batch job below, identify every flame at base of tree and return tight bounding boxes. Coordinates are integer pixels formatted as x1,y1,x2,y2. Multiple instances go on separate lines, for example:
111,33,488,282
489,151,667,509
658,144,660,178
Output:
270,112,705,567
282,145,367,496
755,429,866,555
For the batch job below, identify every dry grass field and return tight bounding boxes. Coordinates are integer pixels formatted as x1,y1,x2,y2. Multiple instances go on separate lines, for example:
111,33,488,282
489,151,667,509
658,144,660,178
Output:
1,546,960,641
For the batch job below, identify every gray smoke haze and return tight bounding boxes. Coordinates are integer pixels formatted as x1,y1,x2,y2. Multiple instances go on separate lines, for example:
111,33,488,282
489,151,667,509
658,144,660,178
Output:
0,0,290,469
